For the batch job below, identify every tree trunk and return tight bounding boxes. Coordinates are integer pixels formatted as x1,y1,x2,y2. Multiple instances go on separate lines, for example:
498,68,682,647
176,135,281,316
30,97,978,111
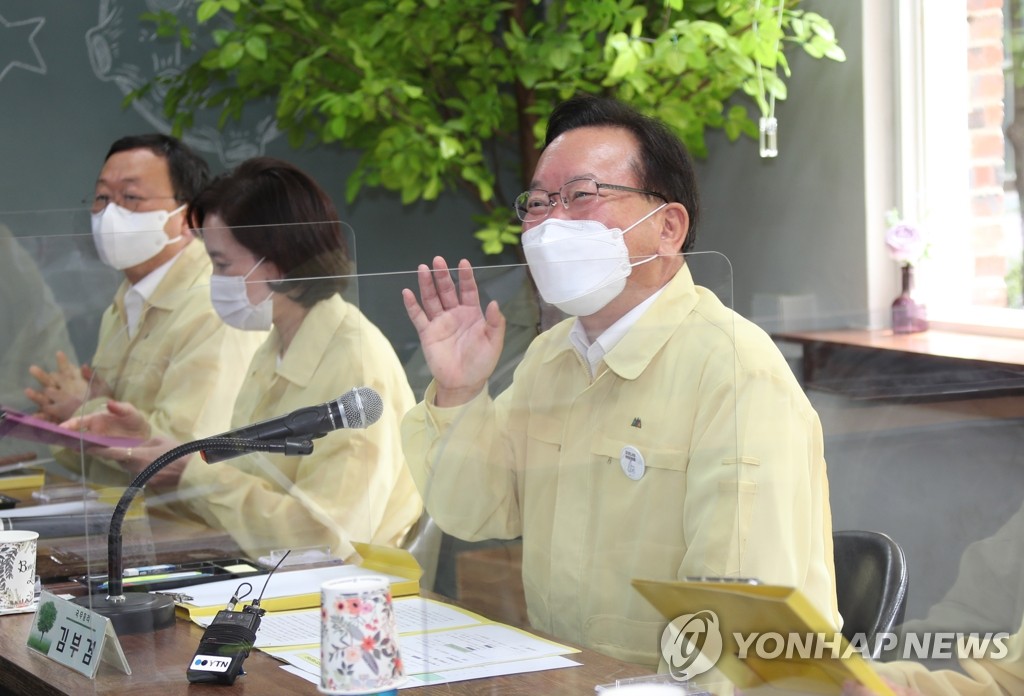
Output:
509,0,563,332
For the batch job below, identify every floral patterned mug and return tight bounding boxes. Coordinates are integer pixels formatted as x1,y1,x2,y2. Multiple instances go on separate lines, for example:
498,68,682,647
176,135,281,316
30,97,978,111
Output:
0,530,38,610
320,575,403,695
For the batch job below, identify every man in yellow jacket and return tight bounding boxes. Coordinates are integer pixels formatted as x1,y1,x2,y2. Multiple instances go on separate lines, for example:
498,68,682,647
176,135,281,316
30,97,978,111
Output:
862,634,1024,695
842,619,1023,695
26,134,263,485
400,95,839,667
846,499,1024,696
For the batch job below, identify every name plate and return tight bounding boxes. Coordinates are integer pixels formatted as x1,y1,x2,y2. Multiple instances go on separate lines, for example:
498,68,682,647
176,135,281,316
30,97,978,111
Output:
26,591,131,678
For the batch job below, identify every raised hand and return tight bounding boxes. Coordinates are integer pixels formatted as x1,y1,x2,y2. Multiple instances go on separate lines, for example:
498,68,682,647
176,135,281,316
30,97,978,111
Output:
402,257,506,406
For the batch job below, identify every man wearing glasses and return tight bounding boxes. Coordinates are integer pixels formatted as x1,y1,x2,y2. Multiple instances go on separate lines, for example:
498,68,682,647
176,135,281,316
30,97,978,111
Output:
26,134,263,486
401,95,839,667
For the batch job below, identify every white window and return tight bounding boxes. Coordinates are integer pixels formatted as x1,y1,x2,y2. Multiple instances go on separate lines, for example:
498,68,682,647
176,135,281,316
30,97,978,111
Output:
897,0,1024,334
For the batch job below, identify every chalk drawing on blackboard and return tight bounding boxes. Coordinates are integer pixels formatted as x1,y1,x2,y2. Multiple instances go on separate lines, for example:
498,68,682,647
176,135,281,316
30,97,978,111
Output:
0,13,47,83
85,0,279,166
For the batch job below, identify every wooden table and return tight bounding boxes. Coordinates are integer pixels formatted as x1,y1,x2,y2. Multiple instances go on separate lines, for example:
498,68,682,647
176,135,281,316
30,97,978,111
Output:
1,486,654,694
0,483,243,587
37,514,241,586
774,329,1024,400
456,541,529,628
0,596,652,695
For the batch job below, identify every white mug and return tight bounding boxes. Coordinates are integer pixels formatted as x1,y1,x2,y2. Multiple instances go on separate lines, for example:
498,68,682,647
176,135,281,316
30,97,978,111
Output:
0,530,39,610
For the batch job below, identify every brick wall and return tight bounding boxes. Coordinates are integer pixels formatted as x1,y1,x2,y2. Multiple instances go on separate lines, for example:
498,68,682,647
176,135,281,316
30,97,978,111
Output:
967,0,1008,306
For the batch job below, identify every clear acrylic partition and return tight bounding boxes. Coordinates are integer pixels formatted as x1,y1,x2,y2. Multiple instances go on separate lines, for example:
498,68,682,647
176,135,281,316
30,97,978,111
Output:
0,206,118,496
752,270,1024,687
370,250,792,692
371,250,1022,693
7,206,1015,693
0,212,428,691
0,222,872,693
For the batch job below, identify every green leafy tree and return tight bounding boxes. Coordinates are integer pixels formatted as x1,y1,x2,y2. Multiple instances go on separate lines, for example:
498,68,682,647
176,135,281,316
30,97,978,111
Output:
140,0,844,253
36,601,57,638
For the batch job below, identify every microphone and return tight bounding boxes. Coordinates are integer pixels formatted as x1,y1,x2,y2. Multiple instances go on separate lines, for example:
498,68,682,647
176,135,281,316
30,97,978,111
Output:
69,387,383,636
200,386,384,464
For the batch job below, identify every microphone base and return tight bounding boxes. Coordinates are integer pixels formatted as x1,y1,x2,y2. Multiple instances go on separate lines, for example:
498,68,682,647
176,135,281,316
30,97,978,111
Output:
72,592,176,635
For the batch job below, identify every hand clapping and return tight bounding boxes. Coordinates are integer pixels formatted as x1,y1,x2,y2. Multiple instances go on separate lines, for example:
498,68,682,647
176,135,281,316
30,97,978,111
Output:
25,351,111,422
60,401,187,486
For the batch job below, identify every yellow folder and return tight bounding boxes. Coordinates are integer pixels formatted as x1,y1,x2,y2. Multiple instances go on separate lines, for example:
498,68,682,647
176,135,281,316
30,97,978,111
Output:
0,470,45,492
176,544,422,619
632,578,895,696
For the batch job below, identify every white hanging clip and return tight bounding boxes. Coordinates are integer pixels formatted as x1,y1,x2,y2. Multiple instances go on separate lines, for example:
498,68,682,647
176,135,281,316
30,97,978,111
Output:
759,115,778,158
754,0,784,159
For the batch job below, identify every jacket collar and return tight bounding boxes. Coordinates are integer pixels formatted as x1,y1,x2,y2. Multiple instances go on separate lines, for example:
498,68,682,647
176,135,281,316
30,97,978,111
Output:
539,265,700,380
112,240,211,315
602,265,699,380
274,294,349,388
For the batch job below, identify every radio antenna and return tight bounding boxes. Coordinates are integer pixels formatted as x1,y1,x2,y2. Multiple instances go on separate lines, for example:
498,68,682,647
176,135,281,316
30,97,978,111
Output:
251,550,291,611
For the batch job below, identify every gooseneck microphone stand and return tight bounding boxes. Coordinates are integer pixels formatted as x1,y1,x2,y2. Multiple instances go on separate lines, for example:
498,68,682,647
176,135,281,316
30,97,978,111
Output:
72,436,313,635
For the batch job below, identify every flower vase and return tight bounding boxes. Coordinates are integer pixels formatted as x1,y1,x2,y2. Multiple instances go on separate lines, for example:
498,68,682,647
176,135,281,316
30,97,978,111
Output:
891,263,928,334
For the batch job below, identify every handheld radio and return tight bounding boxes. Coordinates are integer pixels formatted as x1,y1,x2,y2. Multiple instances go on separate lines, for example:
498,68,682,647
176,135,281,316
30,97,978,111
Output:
185,551,291,685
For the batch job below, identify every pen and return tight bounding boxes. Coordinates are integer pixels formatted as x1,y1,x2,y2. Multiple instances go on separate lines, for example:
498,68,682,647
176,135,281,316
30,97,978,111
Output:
99,571,207,590
123,564,177,578
88,563,178,581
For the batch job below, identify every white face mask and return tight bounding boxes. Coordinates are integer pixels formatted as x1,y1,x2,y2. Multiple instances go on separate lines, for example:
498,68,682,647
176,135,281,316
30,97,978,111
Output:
521,204,667,316
90,202,185,270
209,257,274,331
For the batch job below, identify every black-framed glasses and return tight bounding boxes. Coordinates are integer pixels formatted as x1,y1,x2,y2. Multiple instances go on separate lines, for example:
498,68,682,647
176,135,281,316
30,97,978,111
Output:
514,177,667,223
87,192,181,214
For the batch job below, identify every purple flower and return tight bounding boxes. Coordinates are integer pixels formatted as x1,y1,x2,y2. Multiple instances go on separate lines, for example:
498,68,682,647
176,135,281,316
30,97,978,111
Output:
885,222,926,264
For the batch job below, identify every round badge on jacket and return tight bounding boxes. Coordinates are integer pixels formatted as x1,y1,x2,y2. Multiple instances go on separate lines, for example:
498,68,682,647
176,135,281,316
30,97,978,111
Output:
620,445,646,481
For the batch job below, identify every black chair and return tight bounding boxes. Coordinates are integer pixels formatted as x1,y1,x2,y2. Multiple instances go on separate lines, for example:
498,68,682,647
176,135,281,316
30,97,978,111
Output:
833,530,909,658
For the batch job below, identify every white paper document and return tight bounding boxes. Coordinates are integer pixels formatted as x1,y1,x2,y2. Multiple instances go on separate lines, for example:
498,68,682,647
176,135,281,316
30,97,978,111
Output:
195,596,486,648
391,595,486,633
206,609,320,649
280,655,583,689
174,564,405,609
272,622,577,676
202,592,580,687
0,499,110,518
400,655,582,688
398,622,576,673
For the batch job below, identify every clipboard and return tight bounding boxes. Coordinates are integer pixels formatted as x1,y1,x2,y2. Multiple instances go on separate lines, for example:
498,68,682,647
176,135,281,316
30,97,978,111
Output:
0,407,142,451
632,578,895,696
